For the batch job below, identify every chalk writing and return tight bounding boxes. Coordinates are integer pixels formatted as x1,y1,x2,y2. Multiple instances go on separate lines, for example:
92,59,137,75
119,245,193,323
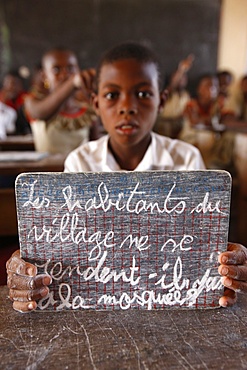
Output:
16,170,231,310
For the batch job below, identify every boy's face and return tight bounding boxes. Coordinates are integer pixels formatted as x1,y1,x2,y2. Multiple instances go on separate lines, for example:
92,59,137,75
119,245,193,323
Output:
2,75,23,99
197,77,218,101
93,59,163,151
43,51,79,90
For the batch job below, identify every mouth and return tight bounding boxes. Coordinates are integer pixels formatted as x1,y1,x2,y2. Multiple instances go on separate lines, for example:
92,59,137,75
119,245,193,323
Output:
115,120,139,135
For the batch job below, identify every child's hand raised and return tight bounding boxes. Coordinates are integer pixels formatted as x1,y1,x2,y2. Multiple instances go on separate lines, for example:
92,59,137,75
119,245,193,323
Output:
178,54,195,74
6,250,52,313
73,68,96,102
218,242,247,307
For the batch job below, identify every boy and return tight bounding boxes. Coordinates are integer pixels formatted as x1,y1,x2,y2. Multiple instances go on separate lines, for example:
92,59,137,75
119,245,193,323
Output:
7,42,247,312
24,47,99,155
179,74,236,168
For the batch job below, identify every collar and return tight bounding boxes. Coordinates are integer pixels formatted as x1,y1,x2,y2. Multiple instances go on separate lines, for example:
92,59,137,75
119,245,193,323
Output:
101,133,174,171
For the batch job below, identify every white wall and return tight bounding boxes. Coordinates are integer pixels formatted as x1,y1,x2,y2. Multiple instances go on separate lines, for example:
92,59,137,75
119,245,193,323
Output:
218,0,247,83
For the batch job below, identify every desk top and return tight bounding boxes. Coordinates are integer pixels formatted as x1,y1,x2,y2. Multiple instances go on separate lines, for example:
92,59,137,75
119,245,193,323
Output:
225,120,247,133
0,286,246,369
194,120,247,134
0,135,35,151
0,152,66,176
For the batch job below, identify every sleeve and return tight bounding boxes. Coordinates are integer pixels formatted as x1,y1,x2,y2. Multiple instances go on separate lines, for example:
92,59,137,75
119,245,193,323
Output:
63,148,91,173
188,147,206,170
64,151,81,172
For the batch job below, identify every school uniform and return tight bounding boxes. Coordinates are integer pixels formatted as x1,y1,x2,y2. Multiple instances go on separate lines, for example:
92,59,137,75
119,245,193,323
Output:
30,105,96,155
64,132,205,172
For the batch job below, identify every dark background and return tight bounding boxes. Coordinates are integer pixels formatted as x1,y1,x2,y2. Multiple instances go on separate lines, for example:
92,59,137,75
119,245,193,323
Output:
0,0,221,94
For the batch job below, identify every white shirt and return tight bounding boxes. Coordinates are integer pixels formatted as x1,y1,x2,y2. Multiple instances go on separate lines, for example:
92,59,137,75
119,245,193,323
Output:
64,132,205,172
0,102,16,139
160,90,190,118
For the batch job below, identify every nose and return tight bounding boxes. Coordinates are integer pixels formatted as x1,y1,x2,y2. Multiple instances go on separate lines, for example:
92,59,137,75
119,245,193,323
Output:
60,70,70,80
57,67,73,81
118,94,138,115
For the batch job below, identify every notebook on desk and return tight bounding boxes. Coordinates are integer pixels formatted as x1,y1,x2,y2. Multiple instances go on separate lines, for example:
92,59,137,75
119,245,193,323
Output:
0,151,49,162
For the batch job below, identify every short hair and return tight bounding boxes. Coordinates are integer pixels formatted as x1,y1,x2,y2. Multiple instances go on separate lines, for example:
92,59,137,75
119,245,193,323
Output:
4,69,22,80
95,41,161,90
196,73,217,86
41,47,77,67
217,70,233,79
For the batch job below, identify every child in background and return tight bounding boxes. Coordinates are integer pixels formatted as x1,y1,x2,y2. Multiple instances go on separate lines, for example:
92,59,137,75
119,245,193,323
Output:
0,69,27,112
217,70,233,99
28,63,49,100
153,54,194,138
216,70,239,118
179,74,236,169
0,101,16,139
0,69,30,135
6,42,247,312
237,75,247,121
24,47,100,155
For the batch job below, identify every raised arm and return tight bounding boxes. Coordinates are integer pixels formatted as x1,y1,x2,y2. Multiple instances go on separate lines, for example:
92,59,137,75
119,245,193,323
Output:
24,68,96,121
167,54,194,93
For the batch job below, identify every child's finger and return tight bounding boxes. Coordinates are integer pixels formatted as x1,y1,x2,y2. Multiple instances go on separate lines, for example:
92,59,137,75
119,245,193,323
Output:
7,273,52,290
9,286,49,302
6,251,37,276
219,288,237,307
81,69,96,91
218,243,247,265
221,276,247,293
218,264,247,281
13,300,37,313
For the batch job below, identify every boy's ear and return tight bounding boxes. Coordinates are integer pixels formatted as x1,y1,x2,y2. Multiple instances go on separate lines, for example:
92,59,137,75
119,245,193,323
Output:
91,92,100,115
158,89,169,112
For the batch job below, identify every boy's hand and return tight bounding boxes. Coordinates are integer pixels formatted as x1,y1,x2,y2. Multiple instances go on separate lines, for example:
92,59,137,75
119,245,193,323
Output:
178,54,195,73
80,68,96,93
73,68,96,102
218,242,247,307
6,250,52,313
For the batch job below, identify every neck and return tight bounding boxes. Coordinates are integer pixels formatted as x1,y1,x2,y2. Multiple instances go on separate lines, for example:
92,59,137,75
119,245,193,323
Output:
108,134,152,171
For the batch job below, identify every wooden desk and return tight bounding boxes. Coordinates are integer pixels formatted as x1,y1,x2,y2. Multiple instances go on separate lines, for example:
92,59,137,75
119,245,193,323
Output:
193,120,247,134
225,120,247,133
0,152,66,176
0,135,35,151
0,153,66,235
0,286,246,369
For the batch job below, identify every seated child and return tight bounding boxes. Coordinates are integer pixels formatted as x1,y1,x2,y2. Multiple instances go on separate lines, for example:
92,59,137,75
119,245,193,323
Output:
0,101,17,139
179,74,236,169
24,47,99,155
217,70,233,99
153,54,193,138
236,75,247,121
0,69,30,135
6,42,247,312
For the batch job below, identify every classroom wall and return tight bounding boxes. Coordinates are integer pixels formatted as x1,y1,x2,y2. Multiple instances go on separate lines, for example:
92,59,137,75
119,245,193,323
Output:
0,0,221,93
218,0,247,79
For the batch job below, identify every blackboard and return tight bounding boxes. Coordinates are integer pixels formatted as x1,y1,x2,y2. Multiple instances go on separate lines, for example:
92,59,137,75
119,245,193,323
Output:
0,0,221,92
16,170,231,311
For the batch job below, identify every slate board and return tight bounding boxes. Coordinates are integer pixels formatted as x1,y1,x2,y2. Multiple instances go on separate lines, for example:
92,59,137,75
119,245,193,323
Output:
15,170,231,311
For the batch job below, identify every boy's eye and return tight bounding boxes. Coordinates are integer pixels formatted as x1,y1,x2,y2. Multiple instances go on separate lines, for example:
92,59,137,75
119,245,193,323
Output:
137,91,152,99
52,66,77,75
52,67,61,75
67,65,78,74
104,92,119,100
